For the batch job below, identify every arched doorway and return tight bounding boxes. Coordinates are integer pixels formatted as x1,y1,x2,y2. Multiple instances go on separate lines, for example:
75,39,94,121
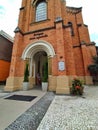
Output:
34,51,48,87
21,40,55,89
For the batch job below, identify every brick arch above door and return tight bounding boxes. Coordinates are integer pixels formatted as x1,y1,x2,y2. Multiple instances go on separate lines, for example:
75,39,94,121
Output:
21,40,56,60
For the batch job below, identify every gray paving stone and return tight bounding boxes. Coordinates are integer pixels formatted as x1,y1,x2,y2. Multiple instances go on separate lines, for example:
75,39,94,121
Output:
4,86,98,130
37,86,98,130
5,92,55,130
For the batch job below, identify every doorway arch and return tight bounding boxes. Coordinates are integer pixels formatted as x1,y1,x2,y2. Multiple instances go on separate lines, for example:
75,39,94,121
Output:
21,40,55,60
21,40,55,88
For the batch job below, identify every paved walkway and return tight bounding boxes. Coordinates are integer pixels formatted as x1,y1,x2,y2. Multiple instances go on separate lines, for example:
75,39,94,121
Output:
0,88,47,130
37,86,98,130
0,86,98,130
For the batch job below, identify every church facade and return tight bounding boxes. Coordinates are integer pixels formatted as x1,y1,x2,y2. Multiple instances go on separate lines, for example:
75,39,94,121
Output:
5,0,96,93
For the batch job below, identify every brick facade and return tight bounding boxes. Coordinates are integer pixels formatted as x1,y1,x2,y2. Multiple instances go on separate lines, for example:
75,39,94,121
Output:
5,0,97,93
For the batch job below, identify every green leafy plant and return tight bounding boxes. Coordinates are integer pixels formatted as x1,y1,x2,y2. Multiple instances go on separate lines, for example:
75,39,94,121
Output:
42,62,48,82
23,63,29,82
70,77,84,95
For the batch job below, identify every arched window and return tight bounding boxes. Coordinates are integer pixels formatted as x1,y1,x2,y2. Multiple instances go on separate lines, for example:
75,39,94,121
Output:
68,22,74,36
36,1,47,22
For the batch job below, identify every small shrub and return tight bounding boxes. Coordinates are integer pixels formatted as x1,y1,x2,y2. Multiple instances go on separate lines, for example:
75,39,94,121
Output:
70,77,84,96
42,62,48,82
23,63,29,82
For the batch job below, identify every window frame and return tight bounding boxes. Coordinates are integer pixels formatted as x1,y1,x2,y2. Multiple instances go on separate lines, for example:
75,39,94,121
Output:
35,0,47,22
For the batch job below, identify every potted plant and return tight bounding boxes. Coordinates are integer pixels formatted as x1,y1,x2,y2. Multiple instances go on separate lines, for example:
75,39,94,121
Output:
42,62,48,91
23,63,29,90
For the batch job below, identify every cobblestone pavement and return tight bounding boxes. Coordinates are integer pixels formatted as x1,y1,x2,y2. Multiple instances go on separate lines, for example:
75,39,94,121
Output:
37,86,98,130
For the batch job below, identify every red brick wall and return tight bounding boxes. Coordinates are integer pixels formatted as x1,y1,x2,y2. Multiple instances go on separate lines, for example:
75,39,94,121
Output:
9,33,24,77
9,0,96,78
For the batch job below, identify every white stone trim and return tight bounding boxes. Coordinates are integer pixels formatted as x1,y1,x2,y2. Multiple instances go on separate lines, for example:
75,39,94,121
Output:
0,30,14,43
21,40,55,60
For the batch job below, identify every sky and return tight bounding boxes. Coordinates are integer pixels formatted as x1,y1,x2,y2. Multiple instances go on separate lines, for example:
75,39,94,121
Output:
0,0,98,46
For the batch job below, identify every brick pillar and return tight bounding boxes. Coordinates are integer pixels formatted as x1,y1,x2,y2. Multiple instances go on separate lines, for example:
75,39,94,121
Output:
55,20,66,75
55,20,69,94
24,0,31,32
54,0,62,18
81,42,93,84
4,32,24,91
64,27,76,76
